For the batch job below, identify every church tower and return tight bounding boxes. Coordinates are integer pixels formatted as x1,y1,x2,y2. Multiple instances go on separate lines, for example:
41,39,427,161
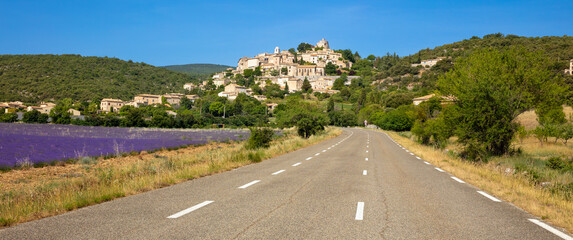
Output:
274,46,280,54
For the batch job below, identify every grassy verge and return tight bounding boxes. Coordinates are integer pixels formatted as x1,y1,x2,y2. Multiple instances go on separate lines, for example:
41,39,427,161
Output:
384,131,573,234
0,127,342,227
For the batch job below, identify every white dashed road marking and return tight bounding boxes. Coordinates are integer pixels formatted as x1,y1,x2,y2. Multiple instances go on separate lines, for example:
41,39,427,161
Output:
238,180,261,189
451,176,465,183
272,170,285,175
355,202,364,220
292,162,302,167
528,219,573,240
435,167,445,172
477,191,502,202
363,170,367,175
167,201,214,219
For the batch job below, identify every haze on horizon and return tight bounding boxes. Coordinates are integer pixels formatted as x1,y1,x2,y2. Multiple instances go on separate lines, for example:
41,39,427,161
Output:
1,0,572,66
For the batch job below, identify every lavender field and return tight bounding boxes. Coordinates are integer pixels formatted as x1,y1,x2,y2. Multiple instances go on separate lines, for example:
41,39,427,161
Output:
0,123,249,167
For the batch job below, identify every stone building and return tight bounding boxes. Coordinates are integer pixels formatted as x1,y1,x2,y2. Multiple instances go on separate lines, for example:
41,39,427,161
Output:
100,98,125,112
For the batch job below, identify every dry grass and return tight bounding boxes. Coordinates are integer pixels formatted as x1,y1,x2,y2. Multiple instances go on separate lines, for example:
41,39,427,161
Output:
515,105,573,130
385,131,573,234
0,127,342,227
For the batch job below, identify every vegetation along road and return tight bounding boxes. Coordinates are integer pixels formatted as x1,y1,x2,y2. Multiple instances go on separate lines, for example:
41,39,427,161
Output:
0,128,570,239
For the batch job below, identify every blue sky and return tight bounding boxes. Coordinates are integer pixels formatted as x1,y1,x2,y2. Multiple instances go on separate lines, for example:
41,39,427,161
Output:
1,0,571,66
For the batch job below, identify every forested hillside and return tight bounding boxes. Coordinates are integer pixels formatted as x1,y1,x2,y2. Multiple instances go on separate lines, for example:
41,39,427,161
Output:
404,34,573,64
0,55,199,103
162,63,232,75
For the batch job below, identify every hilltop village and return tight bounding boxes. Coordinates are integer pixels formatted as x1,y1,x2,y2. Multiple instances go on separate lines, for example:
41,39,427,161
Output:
202,38,360,100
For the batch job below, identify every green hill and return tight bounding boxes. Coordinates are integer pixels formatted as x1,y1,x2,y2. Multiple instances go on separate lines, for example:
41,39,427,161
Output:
0,55,199,103
404,33,573,64
162,63,233,75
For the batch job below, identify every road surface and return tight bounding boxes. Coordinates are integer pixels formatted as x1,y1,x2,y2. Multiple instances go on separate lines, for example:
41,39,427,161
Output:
1,128,571,239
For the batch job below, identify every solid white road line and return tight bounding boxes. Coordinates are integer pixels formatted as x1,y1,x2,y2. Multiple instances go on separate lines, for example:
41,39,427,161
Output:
292,162,302,167
305,157,312,160
355,202,364,220
167,201,214,219
451,176,465,183
416,157,421,160
272,170,285,175
238,180,261,189
477,191,502,202
528,219,573,240
435,167,445,172
363,170,367,175
424,161,431,165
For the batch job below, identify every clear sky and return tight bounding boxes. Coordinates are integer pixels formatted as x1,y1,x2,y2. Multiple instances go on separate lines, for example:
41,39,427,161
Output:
1,0,572,67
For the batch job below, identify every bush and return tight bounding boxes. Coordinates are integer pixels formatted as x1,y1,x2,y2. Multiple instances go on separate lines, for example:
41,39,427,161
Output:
245,127,274,149
546,157,565,170
375,106,414,131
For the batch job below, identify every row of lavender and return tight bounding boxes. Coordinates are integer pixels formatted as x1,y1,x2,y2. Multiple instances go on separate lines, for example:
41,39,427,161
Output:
0,123,249,167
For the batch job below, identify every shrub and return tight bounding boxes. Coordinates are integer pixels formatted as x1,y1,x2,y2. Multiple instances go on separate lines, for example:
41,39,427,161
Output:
546,157,565,170
245,128,274,149
375,107,414,131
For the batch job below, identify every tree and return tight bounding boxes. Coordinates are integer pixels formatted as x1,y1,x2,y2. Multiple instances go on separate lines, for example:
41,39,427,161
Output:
281,67,288,75
50,98,73,124
122,108,146,127
327,98,335,112
253,67,262,76
297,43,314,53
302,77,312,93
374,106,414,131
179,96,193,110
23,110,49,123
332,74,347,90
438,47,568,160
209,101,225,116
243,69,254,78
325,62,337,75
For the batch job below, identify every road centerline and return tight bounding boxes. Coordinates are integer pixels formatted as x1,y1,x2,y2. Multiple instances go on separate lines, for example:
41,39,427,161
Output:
167,201,214,219
238,180,261,189
355,202,364,220
272,170,285,175
292,162,302,167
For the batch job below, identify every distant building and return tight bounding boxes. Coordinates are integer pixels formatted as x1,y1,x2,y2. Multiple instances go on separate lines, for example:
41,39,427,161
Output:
134,94,162,105
411,57,448,68
163,93,185,107
183,83,196,91
213,78,231,87
185,95,200,102
100,98,125,112
253,95,267,101
565,59,573,75
68,109,81,116
218,84,249,100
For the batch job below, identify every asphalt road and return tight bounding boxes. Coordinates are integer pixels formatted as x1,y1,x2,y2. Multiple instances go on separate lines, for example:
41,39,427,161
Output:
1,128,571,239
